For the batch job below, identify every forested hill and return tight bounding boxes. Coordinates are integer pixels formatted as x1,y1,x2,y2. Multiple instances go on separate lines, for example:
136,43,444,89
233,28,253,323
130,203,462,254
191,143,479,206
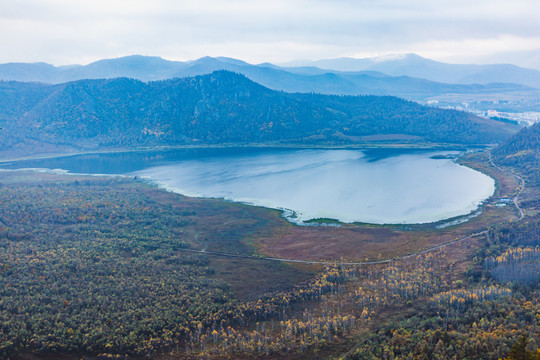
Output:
492,122,540,184
0,71,517,157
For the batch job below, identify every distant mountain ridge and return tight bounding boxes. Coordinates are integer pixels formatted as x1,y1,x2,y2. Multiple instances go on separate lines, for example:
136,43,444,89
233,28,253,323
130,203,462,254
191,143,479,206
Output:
282,53,540,89
0,71,518,158
0,55,536,101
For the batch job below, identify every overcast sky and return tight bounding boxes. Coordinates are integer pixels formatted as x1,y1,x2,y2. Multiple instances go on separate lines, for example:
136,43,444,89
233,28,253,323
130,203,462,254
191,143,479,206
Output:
1,0,539,68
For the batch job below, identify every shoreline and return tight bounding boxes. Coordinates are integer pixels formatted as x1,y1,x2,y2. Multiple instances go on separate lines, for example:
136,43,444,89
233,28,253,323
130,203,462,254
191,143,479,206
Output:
0,147,523,264
0,141,490,164
1,145,498,230
121,147,498,228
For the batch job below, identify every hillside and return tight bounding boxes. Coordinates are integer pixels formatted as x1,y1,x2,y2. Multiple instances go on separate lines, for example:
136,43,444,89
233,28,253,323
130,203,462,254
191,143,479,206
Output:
492,122,540,185
0,71,519,158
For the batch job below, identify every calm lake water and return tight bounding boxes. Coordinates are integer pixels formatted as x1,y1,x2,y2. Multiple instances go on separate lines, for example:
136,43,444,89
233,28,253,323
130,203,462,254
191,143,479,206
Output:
0,148,495,225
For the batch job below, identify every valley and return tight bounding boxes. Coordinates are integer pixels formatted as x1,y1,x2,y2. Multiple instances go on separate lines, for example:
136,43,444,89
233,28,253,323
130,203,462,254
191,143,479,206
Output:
1,136,537,359
0,55,538,360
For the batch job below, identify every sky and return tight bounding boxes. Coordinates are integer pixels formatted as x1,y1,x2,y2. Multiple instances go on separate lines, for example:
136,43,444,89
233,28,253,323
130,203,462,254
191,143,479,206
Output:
1,0,539,68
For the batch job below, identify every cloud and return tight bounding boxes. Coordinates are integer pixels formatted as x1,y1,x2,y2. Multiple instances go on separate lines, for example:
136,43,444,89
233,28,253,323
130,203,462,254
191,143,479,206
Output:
0,0,538,65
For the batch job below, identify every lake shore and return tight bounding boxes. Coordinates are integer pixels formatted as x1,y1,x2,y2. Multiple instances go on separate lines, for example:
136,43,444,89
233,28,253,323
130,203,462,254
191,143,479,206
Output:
2,146,496,227
0,149,521,262
0,141,487,164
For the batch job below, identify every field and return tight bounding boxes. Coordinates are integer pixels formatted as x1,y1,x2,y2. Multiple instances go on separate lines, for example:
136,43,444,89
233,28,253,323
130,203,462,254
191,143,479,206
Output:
0,148,538,360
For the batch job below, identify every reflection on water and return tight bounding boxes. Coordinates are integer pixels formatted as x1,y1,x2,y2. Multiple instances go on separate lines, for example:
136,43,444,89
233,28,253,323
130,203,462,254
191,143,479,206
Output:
1,148,495,225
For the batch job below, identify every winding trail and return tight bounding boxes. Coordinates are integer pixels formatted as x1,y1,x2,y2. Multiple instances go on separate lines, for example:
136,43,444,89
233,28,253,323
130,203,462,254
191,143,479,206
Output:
179,151,525,266
178,230,489,266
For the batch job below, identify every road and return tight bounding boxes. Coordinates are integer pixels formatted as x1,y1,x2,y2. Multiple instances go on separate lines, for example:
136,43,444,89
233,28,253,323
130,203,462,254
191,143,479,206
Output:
488,152,525,220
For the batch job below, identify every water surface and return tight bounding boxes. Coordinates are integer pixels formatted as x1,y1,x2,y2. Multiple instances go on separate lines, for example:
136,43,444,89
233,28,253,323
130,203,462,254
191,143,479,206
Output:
0,148,495,225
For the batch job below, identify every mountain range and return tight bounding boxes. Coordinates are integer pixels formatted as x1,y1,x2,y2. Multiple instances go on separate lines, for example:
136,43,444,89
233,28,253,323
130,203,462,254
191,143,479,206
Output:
0,71,518,158
0,54,538,102
281,53,540,89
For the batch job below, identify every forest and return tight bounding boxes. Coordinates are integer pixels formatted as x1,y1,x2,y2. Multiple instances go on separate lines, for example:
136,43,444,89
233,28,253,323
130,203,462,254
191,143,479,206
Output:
0,71,518,159
0,177,233,356
493,121,540,185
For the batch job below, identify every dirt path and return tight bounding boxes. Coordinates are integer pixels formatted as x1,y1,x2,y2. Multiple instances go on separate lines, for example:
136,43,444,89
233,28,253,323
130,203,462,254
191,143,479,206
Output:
179,229,489,266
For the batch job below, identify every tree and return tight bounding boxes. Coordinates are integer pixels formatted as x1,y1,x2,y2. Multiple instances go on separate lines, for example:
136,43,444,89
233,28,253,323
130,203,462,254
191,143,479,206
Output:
503,335,538,360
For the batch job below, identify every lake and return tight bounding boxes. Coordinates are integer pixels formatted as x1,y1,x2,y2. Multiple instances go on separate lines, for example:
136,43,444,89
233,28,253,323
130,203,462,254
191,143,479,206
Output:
0,147,495,225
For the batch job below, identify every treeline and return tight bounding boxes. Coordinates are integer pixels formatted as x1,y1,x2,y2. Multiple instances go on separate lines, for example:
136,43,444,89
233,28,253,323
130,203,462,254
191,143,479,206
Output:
0,174,376,358
183,240,538,360
477,215,540,286
485,247,540,284
0,71,516,157
182,250,458,358
347,292,538,360
343,191,540,360
353,252,452,307
183,264,363,357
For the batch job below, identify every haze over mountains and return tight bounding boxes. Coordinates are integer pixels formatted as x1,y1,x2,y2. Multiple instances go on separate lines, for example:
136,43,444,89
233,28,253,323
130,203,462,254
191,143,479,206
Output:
0,71,518,158
281,53,540,89
0,54,538,102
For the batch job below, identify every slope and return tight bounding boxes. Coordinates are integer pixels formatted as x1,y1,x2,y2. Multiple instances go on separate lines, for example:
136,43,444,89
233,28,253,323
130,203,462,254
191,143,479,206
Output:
0,71,519,158
492,122,540,185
